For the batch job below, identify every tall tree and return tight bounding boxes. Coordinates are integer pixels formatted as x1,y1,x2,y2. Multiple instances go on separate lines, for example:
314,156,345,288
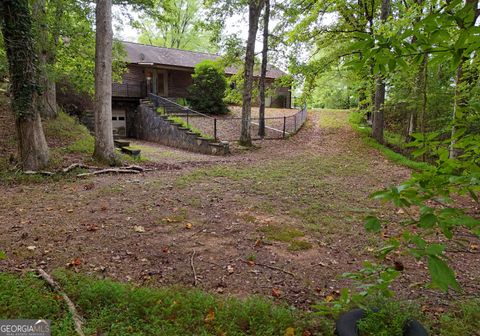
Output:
371,0,390,143
32,0,60,119
240,0,265,146
450,0,479,158
134,0,214,52
93,0,116,164
258,0,270,138
0,0,50,170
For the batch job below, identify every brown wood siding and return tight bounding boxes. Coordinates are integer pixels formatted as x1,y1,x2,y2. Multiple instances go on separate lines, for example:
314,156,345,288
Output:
167,70,193,98
113,65,146,98
122,65,144,84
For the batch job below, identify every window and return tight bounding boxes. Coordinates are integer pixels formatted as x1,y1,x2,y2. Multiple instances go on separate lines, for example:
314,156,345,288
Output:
112,116,117,121
118,116,125,121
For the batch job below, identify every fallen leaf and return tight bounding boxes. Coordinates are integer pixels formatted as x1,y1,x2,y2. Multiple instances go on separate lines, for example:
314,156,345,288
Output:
86,224,99,232
83,183,94,190
470,244,478,251
325,295,334,302
185,222,193,229
67,209,74,213
134,225,145,233
271,288,282,297
302,331,312,336
227,265,234,274
284,327,295,336
27,245,36,251
67,258,82,267
204,308,215,323
247,260,255,266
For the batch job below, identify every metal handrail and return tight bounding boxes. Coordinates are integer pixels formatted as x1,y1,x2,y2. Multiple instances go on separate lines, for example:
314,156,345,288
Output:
148,93,215,120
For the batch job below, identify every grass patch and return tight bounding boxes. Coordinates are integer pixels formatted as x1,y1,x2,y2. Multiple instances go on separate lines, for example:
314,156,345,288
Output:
0,273,76,334
260,225,304,242
44,111,94,154
166,115,214,140
319,109,350,128
357,299,425,336
176,154,369,238
348,111,431,171
288,240,313,251
0,271,320,336
438,299,480,336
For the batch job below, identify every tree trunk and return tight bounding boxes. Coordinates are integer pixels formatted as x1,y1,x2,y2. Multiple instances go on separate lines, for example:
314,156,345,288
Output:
0,0,50,171
32,0,57,119
372,76,385,143
93,0,116,164
240,0,264,146
450,62,465,158
407,54,428,141
371,0,390,143
258,0,270,138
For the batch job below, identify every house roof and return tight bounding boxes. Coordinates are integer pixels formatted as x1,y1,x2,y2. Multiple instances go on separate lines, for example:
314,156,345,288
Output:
121,41,286,79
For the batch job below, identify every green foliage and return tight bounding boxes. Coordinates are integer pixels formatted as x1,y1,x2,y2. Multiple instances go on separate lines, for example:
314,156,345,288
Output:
187,59,228,114
439,299,480,336
0,33,7,80
349,111,431,171
134,0,216,53
357,300,422,336
0,272,76,334
365,127,480,292
0,0,39,120
313,262,400,317
51,270,312,335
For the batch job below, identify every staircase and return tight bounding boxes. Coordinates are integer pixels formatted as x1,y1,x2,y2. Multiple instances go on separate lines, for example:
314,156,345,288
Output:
133,98,229,156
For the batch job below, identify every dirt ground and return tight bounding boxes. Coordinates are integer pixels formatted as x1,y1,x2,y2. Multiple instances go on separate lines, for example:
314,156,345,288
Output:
0,110,478,311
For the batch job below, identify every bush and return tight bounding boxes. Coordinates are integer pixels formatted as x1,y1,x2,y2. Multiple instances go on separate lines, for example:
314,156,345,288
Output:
187,60,228,115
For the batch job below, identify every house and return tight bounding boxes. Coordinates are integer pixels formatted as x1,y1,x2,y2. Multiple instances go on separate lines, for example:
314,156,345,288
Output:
112,41,292,137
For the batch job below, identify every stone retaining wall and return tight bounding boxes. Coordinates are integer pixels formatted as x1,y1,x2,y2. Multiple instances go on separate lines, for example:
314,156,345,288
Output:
132,104,230,156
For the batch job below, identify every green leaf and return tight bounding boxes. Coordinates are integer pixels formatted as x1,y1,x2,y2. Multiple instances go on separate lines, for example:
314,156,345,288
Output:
419,213,437,229
425,243,445,256
365,216,382,232
427,255,460,292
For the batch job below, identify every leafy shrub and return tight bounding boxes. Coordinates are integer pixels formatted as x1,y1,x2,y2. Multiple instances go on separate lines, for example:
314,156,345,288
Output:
187,60,228,115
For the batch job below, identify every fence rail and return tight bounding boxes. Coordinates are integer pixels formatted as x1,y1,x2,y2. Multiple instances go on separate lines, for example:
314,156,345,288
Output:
147,94,308,142
113,81,146,98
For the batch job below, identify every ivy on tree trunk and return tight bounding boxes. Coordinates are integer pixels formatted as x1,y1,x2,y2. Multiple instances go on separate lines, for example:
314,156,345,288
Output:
0,0,50,171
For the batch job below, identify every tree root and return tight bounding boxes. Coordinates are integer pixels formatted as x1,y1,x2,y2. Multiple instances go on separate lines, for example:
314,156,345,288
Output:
37,268,86,336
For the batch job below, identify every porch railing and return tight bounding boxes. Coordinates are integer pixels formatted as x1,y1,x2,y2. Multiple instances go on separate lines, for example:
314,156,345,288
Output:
112,81,147,98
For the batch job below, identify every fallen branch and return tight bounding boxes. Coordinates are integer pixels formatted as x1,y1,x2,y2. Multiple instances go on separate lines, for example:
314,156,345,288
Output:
77,168,141,177
239,259,296,277
190,250,198,286
24,170,55,176
37,268,85,336
123,165,145,172
62,163,98,173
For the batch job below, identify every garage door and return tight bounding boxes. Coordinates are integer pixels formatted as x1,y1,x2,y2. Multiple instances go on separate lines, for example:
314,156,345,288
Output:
112,109,126,137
